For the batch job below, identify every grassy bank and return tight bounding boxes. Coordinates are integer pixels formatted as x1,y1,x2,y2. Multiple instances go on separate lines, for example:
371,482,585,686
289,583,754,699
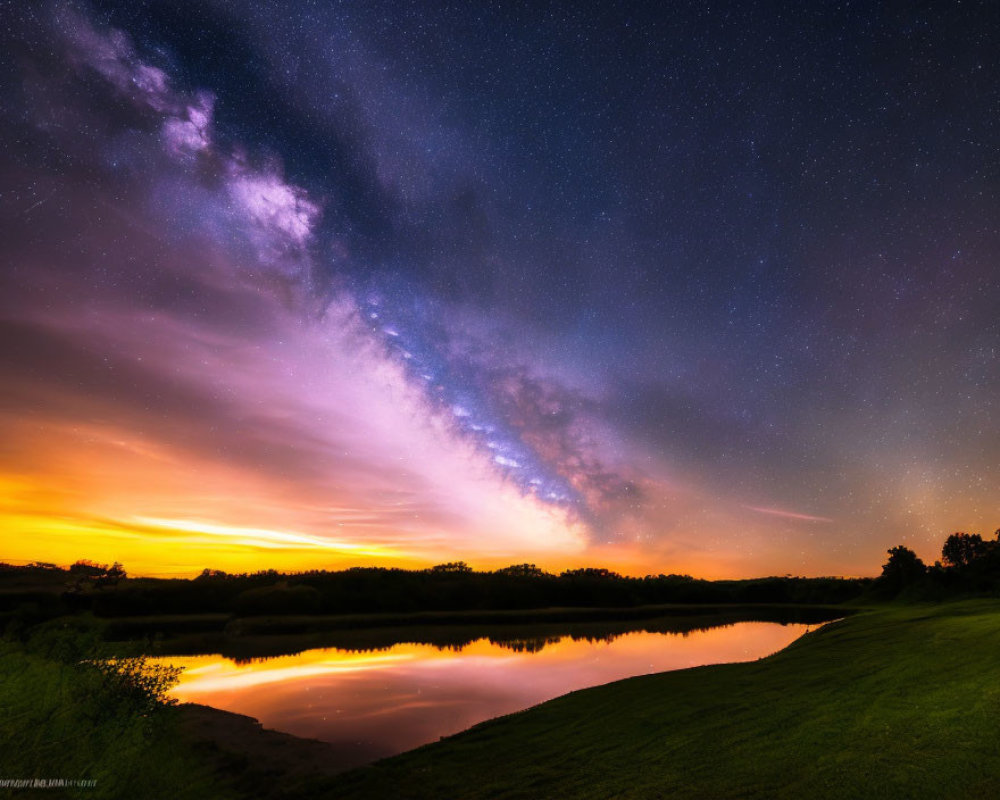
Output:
325,600,1000,799
0,634,229,800
6,601,1000,798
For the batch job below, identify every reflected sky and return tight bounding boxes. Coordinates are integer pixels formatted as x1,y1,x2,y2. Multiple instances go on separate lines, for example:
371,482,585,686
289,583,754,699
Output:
156,621,814,767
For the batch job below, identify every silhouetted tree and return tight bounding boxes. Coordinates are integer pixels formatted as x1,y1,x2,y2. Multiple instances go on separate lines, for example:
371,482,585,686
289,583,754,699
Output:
879,545,926,593
0,557,874,625
941,532,987,568
67,560,126,592
494,564,550,578
95,562,126,589
195,568,229,580
429,562,473,573
69,560,108,578
560,568,622,579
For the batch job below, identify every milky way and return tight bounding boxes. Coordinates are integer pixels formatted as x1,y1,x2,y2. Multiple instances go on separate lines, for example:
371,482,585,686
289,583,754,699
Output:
0,2,997,576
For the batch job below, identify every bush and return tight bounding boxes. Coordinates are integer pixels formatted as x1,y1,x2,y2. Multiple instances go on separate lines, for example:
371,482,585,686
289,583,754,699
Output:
93,656,182,717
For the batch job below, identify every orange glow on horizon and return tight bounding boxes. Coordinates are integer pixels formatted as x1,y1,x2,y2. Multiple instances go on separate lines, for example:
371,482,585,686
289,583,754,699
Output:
0,415,918,580
0,506,870,580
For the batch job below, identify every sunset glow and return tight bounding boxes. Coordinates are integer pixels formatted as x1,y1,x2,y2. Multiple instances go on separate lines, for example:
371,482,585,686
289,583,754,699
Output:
2,3,996,579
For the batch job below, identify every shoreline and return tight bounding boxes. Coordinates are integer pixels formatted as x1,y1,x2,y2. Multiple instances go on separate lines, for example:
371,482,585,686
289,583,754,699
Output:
171,600,1000,799
175,703,372,779
169,612,844,793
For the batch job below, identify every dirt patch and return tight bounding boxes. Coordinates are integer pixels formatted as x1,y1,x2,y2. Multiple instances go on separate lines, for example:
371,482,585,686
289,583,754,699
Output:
175,702,383,792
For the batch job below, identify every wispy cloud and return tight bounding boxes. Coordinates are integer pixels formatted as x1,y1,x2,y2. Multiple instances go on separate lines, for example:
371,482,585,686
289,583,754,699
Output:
743,506,835,524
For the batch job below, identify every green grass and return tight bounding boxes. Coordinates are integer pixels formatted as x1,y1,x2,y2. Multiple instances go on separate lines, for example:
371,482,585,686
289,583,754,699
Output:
0,638,231,800
325,600,1000,800
7,601,1000,798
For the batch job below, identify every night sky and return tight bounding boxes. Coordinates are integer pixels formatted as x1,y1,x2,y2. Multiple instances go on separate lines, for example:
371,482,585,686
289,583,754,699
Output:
1,1,997,577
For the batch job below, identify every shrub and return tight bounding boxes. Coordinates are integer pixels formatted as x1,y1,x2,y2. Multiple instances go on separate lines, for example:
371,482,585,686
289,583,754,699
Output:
94,656,182,717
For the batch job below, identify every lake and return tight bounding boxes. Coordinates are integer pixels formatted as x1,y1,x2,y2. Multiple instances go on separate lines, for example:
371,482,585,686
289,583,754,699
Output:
154,616,829,769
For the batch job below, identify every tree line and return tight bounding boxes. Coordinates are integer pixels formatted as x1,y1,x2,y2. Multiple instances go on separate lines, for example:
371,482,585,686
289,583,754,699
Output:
878,528,1000,597
5,527,997,624
0,560,865,621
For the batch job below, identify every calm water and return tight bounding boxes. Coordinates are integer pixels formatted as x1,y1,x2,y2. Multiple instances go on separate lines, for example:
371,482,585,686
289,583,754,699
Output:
155,620,821,768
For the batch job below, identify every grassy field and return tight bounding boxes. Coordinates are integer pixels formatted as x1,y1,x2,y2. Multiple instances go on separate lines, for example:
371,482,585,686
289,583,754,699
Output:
0,632,231,800
324,600,1000,800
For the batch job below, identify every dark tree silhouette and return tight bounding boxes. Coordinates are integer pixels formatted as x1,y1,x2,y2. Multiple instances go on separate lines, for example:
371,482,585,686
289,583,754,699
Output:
879,545,926,591
195,568,229,580
494,564,550,578
941,532,987,568
67,560,127,592
95,562,126,588
430,562,473,573
69,560,108,577
561,568,622,579
0,557,874,626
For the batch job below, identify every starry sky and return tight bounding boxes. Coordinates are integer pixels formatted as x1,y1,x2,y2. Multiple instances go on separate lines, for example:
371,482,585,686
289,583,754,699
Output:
1,1,997,577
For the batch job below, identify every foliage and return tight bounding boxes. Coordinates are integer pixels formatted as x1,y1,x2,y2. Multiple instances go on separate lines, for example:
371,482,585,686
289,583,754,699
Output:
23,617,104,663
0,560,872,630
67,560,127,592
234,583,321,615
0,633,229,799
69,559,110,577
493,563,551,578
878,545,926,592
874,527,1000,599
561,567,622,579
196,568,230,580
941,532,989,568
429,561,473,573
93,656,182,716
4,525,999,630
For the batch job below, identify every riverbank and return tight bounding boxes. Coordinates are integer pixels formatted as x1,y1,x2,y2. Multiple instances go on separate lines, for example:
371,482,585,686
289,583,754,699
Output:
323,600,1000,799
5,600,999,798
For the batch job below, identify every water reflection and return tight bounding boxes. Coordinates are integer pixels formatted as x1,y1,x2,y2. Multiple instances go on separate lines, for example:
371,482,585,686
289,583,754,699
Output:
155,618,827,768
